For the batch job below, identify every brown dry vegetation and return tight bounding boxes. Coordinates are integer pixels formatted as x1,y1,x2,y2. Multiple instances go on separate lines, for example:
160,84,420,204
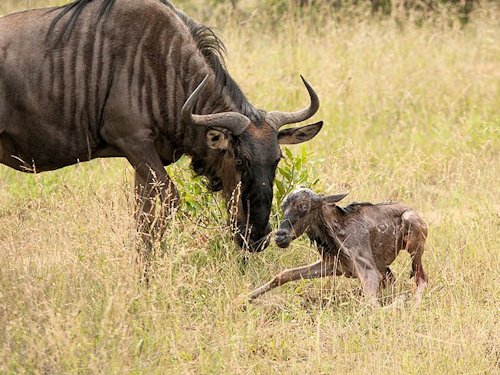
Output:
1,0,499,373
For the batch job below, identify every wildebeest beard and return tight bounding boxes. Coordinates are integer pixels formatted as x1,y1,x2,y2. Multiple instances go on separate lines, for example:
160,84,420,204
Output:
189,156,274,251
190,159,223,192
189,158,274,210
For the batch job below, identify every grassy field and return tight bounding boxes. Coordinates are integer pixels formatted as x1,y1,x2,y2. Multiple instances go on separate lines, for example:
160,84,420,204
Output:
1,0,499,373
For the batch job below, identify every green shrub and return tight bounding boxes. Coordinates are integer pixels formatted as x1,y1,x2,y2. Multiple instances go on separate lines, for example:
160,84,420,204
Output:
273,146,321,221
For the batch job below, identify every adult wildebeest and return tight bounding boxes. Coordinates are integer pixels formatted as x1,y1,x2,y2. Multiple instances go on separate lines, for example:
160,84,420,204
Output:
249,188,428,305
0,0,323,254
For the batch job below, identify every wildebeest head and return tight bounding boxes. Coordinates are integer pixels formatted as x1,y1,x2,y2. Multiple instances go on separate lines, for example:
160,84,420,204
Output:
182,76,323,252
275,188,348,248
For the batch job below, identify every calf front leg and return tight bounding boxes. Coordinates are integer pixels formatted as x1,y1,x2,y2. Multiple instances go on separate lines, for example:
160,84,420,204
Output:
249,259,335,301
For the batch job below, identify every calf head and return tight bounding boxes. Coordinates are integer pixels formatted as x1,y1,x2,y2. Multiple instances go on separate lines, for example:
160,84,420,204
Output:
276,188,348,248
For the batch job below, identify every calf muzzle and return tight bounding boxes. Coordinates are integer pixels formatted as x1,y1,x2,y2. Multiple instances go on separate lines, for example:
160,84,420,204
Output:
275,229,292,248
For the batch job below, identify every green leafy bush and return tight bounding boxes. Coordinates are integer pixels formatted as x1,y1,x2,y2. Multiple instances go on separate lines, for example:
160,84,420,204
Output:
273,146,322,221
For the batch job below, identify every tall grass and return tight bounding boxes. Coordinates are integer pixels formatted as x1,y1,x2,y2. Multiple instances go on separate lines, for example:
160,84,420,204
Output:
1,1,499,373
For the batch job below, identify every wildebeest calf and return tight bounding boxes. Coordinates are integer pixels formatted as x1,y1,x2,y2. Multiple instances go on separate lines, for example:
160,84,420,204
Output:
249,188,428,305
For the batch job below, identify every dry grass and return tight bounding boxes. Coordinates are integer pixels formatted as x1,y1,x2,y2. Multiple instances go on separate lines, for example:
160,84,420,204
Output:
1,0,499,373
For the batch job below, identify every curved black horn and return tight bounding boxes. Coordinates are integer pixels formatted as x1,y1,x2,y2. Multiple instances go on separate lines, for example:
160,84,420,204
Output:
266,75,319,130
181,75,251,136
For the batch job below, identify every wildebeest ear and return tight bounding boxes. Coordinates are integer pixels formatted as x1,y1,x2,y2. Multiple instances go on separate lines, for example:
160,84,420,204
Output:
278,121,323,145
206,129,230,150
323,193,348,205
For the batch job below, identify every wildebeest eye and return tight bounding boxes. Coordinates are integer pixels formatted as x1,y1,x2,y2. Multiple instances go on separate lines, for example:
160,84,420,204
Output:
300,203,309,212
235,158,243,168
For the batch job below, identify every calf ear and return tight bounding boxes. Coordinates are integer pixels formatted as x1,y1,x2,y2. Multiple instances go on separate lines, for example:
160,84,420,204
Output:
323,193,349,205
206,129,230,150
278,121,323,145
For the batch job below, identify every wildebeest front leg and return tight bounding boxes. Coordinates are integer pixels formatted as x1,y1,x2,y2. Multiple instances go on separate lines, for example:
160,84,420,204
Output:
135,173,178,254
135,167,178,261
134,170,178,239
117,138,179,269
249,259,335,301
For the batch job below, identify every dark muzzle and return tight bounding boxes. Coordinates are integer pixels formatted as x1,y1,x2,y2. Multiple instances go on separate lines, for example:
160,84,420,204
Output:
235,223,272,252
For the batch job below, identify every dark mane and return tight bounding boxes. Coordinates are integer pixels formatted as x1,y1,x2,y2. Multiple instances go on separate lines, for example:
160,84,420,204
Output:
47,0,115,41
339,202,374,214
173,10,264,123
190,159,223,192
339,201,396,214
47,0,264,123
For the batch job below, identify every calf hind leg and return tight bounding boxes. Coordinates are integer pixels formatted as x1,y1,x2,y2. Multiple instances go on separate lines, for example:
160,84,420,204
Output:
410,251,427,306
402,211,428,306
